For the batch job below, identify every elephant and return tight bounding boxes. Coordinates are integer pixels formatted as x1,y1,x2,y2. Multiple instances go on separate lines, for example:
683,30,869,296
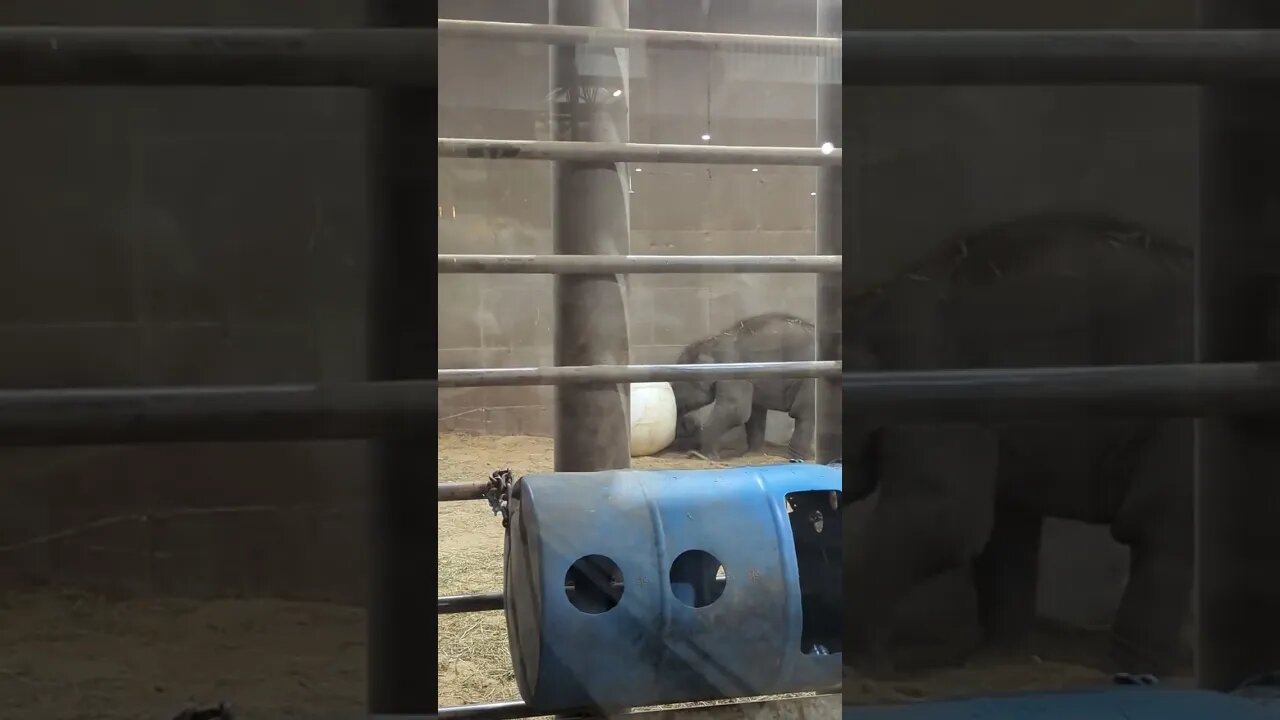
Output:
842,211,1195,677
669,313,817,460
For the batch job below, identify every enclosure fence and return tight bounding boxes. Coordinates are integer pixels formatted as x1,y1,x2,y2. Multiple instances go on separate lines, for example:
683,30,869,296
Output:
433,7,843,719
2,11,1280,720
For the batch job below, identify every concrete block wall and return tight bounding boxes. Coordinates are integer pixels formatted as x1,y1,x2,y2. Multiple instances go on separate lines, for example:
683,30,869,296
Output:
437,0,828,437
437,161,822,437
0,0,371,602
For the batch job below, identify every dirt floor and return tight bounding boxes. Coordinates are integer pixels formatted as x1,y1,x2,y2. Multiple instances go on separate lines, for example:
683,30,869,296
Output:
0,588,365,720
436,431,784,707
436,432,1131,710
0,431,1135,719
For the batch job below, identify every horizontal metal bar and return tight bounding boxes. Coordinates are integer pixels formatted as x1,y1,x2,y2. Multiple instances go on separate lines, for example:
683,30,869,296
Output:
437,694,840,720
439,138,841,166
0,27,436,86
842,30,1280,85
439,19,839,57
0,381,437,446
438,481,491,502
438,254,842,274
439,362,841,388
843,362,1280,420
438,593,503,614
16,363,1279,447
439,23,1280,85
439,580,730,616
630,695,840,720
437,700,548,720
10,27,1280,89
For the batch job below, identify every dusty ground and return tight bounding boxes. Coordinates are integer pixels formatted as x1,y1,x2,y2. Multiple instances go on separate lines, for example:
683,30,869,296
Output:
0,431,1131,720
436,431,794,708
437,432,1128,710
0,588,365,720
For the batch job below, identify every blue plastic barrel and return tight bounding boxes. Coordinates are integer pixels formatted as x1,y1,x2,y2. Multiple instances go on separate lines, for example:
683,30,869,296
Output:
503,463,842,712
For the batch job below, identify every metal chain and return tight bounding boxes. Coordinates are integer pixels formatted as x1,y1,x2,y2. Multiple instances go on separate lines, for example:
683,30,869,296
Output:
485,468,514,527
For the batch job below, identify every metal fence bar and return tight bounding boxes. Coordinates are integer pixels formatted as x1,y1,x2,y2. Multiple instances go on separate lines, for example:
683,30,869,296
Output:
439,18,839,56
366,5,436,709
437,693,841,720
11,363,1280,446
814,0,841,465
629,694,840,720
842,30,1280,85
439,361,841,388
440,138,841,166
1196,5,1280,688
0,27,436,86
0,381,437,446
437,700,548,720
441,581,729,617
549,0,632,477
438,481,491,502
10,28,1280,88
843,362,1280,419
439,254,842,274
441,23,1280,85
439,593,504,614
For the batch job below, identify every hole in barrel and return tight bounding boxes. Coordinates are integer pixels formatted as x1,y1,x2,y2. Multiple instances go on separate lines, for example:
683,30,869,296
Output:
669,549,727,608
787,490,842,655
564,554,624,614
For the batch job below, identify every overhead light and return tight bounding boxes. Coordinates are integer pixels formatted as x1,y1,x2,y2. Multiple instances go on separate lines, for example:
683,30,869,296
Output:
810,192,817,196
701,133,712,141
612,89,623,97
820,142,834,155
751,168,759,172
635,167,642,172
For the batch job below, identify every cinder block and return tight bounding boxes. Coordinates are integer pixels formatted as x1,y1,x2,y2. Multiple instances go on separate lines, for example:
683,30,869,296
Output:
651,288,712,345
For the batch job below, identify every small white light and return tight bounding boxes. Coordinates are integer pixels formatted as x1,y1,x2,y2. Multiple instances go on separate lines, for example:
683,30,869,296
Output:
701,133,712,141
635,167,642,172
612,89,623,97
820,142,834,155
751,168,759,172
810,192,817,196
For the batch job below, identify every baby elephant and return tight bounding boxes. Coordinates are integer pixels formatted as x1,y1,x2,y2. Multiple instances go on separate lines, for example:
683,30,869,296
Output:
668,313,817,460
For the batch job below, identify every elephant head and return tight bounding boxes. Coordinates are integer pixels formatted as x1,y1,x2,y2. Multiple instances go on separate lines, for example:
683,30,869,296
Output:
669,340,719,418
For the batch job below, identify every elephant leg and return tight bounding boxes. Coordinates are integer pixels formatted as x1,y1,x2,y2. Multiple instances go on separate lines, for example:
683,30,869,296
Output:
847,425,998,676
788,381,817,460
698,381,753,460
745,405,768,454
1109,543,1193,675
972,505,1044,658
1109,420,1194,675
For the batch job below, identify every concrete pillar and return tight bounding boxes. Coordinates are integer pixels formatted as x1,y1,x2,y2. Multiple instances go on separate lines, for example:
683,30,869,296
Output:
1196,0,1280,691
550,0,632,472
815,0,842,464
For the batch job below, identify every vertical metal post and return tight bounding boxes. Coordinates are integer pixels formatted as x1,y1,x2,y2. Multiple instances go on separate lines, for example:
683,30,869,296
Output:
815,0,842,463
366,1,436,713
1196,0,1280,691
550,0,632,472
